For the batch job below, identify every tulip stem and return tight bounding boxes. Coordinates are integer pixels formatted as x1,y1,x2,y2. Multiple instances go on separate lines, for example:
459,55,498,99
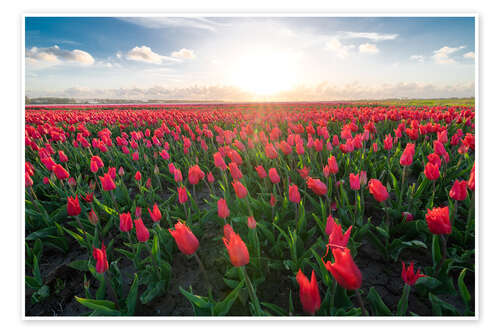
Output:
437,235,448,272
194,252,213,295
355,289,368,316
399,166,406,207
465,192,475,243
104,272,121,311
241,266,263,315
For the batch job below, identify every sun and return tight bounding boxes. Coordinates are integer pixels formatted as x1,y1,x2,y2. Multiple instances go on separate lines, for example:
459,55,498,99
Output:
229,49,297,96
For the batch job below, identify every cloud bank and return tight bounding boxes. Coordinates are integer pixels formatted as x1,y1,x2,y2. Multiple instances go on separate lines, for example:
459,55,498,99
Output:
26,81,474,101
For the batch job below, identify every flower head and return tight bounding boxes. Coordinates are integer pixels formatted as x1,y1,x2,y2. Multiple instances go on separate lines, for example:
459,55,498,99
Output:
296,269,321,315
169,221,199,255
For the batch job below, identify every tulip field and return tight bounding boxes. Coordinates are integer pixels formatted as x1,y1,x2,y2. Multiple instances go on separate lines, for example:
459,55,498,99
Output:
24,102,475,317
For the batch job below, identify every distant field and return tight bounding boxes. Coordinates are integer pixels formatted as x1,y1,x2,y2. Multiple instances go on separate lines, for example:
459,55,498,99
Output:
371,98,475,106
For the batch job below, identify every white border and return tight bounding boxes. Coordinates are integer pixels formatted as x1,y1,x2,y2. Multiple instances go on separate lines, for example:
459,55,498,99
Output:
21,12,479,321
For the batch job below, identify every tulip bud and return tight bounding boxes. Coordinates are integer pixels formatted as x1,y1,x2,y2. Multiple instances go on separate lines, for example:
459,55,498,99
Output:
247,216,257,229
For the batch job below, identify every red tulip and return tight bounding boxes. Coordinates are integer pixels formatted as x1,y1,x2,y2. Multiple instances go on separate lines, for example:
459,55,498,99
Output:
467,163,475,191
325,215,335,235
53,164,69,180
327,221,352,248
88,209,99,225
188,165,205,185
223,223,234,240
67,195,81,216
232,180,248,199
93,243,109,274
173,168,183,183
402,211,414,222
169,221,199,255
449,180,468,201
289,184,301,204
400,143,415,166
83,192,93,202
434,140,446,156
401,262,426,286
148,203,162,223
425,206,451,235
58,150,68,163
306,177,327,196
207,171,215,183
270,194,276,207
268,168,280,184
99,172,116,191
324,248,362,290
119,212,133,232
424,162,440,180
247,216,257,229
368,179,389,202
67,177,76,187
229,162,243,180
217,198,230,219
91,155,104,169
265,143,278,159
135,171,141,181
298,166,310,179
178,186,188,204
296,269,321,315
349,173,360,191
427,153,442,168
213,152,227,170
222,230,249,267
255,165,267,179
384,134,393,150
134,218,150,242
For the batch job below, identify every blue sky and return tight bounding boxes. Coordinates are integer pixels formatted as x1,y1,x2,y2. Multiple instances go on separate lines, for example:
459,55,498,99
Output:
25,16,475,100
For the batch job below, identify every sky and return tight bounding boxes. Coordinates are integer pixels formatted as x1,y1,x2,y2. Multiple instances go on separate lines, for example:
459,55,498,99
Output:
25,16,475,101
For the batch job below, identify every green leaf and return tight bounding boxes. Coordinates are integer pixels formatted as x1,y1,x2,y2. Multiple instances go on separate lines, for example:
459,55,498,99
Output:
33,238,43,259
26,226,57,241
261,302,287,316
458,268,471,306
31,285,50,304
214,280,244,316
67,260,90,272
75,297,121,316
415,276,442,290
126,274,139,316
432,234,441,269
140,280,166,304
33,255,42,286
25,276,42,290
178,286,211,309
396,284,411,316
367,287,392,316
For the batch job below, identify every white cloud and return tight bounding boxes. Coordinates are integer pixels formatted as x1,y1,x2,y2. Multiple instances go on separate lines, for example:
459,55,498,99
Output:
118,17,226,32
26,45,94,67
171,48,196,59
125,46,180,64
432,46,466,64
325,38,355,59
463,51,475,59
27,81,474,101
340,32,398,41
359,43,379,54
409,55,424,63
